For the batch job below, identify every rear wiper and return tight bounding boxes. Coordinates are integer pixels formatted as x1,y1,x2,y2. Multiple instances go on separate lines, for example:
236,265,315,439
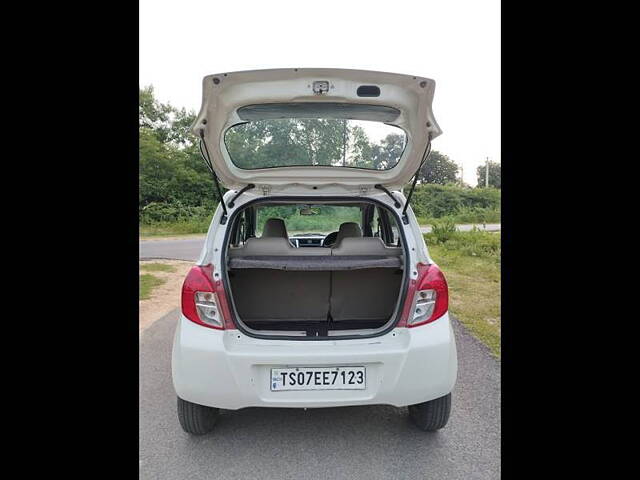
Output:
198,131,228,224
401,135,432,225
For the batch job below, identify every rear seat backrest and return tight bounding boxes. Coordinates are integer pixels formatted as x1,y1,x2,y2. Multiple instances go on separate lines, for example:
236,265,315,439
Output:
330,268,402,322
229,269,330,322
331,237,402,256
228,237,294,256
330,237,403,322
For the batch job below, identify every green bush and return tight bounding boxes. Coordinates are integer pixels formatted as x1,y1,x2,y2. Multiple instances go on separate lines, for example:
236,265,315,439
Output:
452,206,501,224
139,201,213,224
411,184,500,221
424,229,500,261
139,219,212,236
430,219,457,243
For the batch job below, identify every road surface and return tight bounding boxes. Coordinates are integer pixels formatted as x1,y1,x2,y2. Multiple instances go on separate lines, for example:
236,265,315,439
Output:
139,224,501,261
139,309,500,479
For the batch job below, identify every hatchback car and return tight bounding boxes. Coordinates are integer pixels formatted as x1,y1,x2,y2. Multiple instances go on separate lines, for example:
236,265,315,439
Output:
172,68,457,434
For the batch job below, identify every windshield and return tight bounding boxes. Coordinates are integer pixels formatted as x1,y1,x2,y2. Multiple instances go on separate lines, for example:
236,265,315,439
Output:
256,205,362,236
225,118,406,171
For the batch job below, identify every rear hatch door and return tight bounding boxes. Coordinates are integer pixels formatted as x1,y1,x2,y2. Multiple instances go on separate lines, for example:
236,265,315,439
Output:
192,68,441,191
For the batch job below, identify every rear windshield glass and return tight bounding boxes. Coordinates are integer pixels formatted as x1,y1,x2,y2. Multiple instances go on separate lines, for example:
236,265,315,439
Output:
256,205,362,236
224,105,406,171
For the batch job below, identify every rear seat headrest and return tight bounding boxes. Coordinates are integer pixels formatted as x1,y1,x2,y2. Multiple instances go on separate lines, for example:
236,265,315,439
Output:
262,218,288,239
334,222,362,247
228,237,331,256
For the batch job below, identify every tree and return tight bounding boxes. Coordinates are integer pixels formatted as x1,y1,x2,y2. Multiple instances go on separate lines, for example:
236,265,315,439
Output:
139,85,468,217
139,85,196,147
476,161,501,188
417,151,459,185
139,87,215,212
371,133,405,170
347,124,375,168
139,86,173,143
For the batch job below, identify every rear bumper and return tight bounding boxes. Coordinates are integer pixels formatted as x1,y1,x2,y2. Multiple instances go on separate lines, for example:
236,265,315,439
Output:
172,313,457,409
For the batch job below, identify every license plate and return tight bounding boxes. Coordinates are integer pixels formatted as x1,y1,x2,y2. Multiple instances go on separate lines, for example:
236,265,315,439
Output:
270,366,366,391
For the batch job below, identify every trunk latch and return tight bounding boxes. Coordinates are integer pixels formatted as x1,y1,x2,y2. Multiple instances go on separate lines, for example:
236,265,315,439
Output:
312,80,330,95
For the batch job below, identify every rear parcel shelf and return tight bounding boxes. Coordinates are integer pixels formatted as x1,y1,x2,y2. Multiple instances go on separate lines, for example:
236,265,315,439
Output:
227,255,403,271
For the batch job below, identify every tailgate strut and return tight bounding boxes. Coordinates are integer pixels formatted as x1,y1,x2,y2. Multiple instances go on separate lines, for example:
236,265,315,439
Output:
401,135,432,225
198,131,228,224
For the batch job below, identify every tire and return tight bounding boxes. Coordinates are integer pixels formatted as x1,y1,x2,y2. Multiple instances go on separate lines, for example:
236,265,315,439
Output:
177,396,220,435
408,393,452,431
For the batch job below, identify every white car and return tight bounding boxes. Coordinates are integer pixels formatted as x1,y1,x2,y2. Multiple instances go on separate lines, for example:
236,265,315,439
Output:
172,68,457,434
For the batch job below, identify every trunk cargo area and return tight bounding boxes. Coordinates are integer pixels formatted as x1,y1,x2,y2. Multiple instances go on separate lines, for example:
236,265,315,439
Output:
227,266,403,335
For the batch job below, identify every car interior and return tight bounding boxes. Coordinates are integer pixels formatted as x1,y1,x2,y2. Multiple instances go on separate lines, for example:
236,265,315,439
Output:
224,201,406,337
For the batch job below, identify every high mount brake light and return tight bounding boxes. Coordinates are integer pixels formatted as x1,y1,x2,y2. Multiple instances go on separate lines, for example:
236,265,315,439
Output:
181,264,234,330
398,263,449,328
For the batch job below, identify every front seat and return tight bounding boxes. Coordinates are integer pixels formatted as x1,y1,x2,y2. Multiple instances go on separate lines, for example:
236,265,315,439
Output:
332,222,363,248
261,218,289,239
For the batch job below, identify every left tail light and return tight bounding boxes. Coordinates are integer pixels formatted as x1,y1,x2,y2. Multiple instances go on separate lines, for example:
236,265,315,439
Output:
181,264,233,330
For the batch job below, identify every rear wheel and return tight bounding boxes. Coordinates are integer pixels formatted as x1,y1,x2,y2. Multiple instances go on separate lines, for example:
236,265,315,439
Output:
408,393,452,431
177,397,220,435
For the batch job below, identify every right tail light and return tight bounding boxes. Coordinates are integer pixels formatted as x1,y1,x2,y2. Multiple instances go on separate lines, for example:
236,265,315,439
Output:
398,263,449,327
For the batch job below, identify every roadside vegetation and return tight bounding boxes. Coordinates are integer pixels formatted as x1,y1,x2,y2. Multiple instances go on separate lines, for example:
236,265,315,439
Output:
139,86,501,237
425,226,501,358
140,262,177,273
139,262,179,299
140,273,167,300
140,220,211,237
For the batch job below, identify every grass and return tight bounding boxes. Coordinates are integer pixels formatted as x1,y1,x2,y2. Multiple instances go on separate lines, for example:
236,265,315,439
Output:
140,262,176,273
139,219,211,237
425,231,501,357
416,208,501,227
139,273,167,300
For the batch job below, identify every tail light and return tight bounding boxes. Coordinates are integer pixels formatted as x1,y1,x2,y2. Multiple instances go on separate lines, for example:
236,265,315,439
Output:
398,263,449,327
181,264,234,330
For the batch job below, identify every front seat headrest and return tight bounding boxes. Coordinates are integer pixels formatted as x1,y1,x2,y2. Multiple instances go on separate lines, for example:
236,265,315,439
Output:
262,218,289,239
334,222,362,246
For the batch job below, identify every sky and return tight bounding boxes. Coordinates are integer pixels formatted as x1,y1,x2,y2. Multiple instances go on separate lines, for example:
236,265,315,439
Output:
139,0,500,186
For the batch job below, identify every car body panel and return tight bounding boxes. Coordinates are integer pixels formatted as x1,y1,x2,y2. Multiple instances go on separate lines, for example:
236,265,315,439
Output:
172,312,457,409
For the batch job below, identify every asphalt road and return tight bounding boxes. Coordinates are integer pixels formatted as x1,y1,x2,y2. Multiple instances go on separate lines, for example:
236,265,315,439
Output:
139,310,500,479
140,237,205,261
139,224,501,262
